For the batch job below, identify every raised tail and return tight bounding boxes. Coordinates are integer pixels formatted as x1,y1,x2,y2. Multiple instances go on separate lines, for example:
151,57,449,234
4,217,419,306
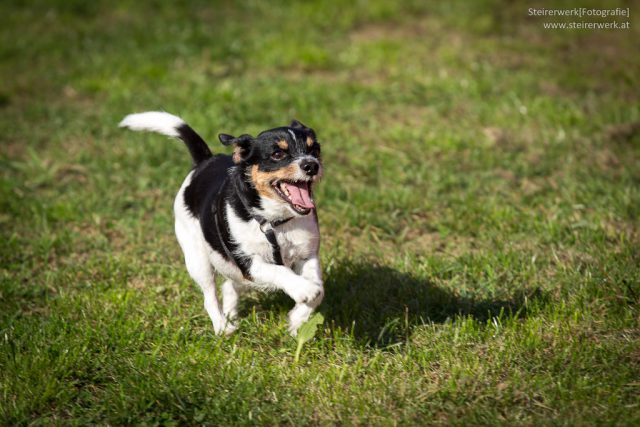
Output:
119,111,213,166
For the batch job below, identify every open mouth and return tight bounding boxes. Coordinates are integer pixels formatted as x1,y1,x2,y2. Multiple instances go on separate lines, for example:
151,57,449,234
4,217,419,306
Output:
272,180,315,215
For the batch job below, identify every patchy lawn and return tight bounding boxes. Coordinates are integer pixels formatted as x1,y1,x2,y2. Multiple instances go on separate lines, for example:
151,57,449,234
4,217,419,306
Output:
1,0,639,424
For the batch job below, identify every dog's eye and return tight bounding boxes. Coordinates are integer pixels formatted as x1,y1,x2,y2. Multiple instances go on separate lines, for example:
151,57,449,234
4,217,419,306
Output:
271,149,286,161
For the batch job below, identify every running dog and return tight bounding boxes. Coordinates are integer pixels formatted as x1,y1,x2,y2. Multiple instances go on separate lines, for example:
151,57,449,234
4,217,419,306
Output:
119,112,324,335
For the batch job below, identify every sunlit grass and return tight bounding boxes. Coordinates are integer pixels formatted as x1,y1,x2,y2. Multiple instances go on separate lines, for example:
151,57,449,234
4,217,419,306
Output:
1,0,639,424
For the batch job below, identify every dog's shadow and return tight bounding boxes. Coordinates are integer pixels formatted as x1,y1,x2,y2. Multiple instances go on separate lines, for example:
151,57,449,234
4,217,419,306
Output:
253,261,545,346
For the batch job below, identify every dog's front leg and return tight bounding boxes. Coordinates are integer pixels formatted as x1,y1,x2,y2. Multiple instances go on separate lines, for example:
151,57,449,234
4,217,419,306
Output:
250,256,323,335
249,256,323,307
293,256,323,286
287,256,324,335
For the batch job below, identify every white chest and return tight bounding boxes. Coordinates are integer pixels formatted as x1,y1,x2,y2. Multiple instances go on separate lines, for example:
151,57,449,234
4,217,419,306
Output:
226,206,319,266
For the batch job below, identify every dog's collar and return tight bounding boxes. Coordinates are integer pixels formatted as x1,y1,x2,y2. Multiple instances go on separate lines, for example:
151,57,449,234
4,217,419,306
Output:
255,215,293,231
252,215,292,266
230,175,294,266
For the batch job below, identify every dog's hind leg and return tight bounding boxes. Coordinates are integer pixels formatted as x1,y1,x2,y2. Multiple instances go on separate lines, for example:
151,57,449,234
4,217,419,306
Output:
175,219,227,335
197,268,226,335
174,176,234,335
185,249,226,334
221,279,242,333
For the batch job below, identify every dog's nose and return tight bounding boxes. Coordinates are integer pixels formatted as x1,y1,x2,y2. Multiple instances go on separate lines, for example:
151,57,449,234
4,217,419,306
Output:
300,159,319,176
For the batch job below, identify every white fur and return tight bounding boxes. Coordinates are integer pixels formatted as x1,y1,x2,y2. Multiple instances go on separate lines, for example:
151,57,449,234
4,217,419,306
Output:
174,171,324,336
225,199,324,333
174,172,236,335
226,199,320,269
119,111,186,138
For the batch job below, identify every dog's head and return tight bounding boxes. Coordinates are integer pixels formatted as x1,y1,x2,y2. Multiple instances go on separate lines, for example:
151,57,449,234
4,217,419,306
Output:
219,120,322,217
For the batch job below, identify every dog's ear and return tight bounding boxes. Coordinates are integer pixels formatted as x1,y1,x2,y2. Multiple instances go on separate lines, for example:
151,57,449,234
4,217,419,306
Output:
219,133,254,164
290,119,309,130
218,133,236,146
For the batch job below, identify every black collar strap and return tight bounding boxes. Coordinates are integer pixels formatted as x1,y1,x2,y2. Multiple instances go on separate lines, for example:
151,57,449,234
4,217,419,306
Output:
230,174,294,266
252,215,293,266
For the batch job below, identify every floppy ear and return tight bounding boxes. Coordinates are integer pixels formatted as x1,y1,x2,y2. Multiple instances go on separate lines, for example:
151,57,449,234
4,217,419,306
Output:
290,119,309,130
218,133,254,164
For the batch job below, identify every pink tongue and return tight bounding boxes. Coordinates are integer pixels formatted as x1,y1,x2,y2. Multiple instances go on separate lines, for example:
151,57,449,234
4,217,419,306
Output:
283,182,315,209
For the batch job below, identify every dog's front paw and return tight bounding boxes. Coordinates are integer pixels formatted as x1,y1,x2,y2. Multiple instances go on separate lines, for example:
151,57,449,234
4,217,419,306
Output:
289,280,324,305
222,321,238,336
212,319,237,336
288,303,315,336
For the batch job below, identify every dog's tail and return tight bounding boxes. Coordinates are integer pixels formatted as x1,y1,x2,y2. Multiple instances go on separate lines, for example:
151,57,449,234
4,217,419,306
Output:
119,111,212,166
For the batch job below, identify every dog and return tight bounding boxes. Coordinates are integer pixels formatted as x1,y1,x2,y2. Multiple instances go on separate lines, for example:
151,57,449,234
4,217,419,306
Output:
119,112,324,335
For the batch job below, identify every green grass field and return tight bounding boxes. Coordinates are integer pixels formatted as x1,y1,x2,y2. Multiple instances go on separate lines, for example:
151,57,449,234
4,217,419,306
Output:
1,0,639,424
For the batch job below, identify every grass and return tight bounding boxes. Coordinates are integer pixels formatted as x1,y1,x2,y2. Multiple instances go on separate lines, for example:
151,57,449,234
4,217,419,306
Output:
1,0,639,424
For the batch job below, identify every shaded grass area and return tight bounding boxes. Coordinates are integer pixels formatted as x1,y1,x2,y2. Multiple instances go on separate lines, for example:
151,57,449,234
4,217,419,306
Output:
1,0,639,424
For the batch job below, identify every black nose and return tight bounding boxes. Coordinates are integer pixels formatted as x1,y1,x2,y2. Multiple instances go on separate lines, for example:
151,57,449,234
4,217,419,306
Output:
300,159,319,176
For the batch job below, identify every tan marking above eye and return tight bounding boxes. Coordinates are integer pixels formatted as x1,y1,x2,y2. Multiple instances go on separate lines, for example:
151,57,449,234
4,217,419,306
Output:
277,140,289,150
306,136,314,147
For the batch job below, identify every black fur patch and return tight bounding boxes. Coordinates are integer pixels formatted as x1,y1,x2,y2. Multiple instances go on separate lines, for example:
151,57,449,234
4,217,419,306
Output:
228,167,261,221
176,124,213,166
183,155,234,218
184,160,257,278
200,187,253,279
